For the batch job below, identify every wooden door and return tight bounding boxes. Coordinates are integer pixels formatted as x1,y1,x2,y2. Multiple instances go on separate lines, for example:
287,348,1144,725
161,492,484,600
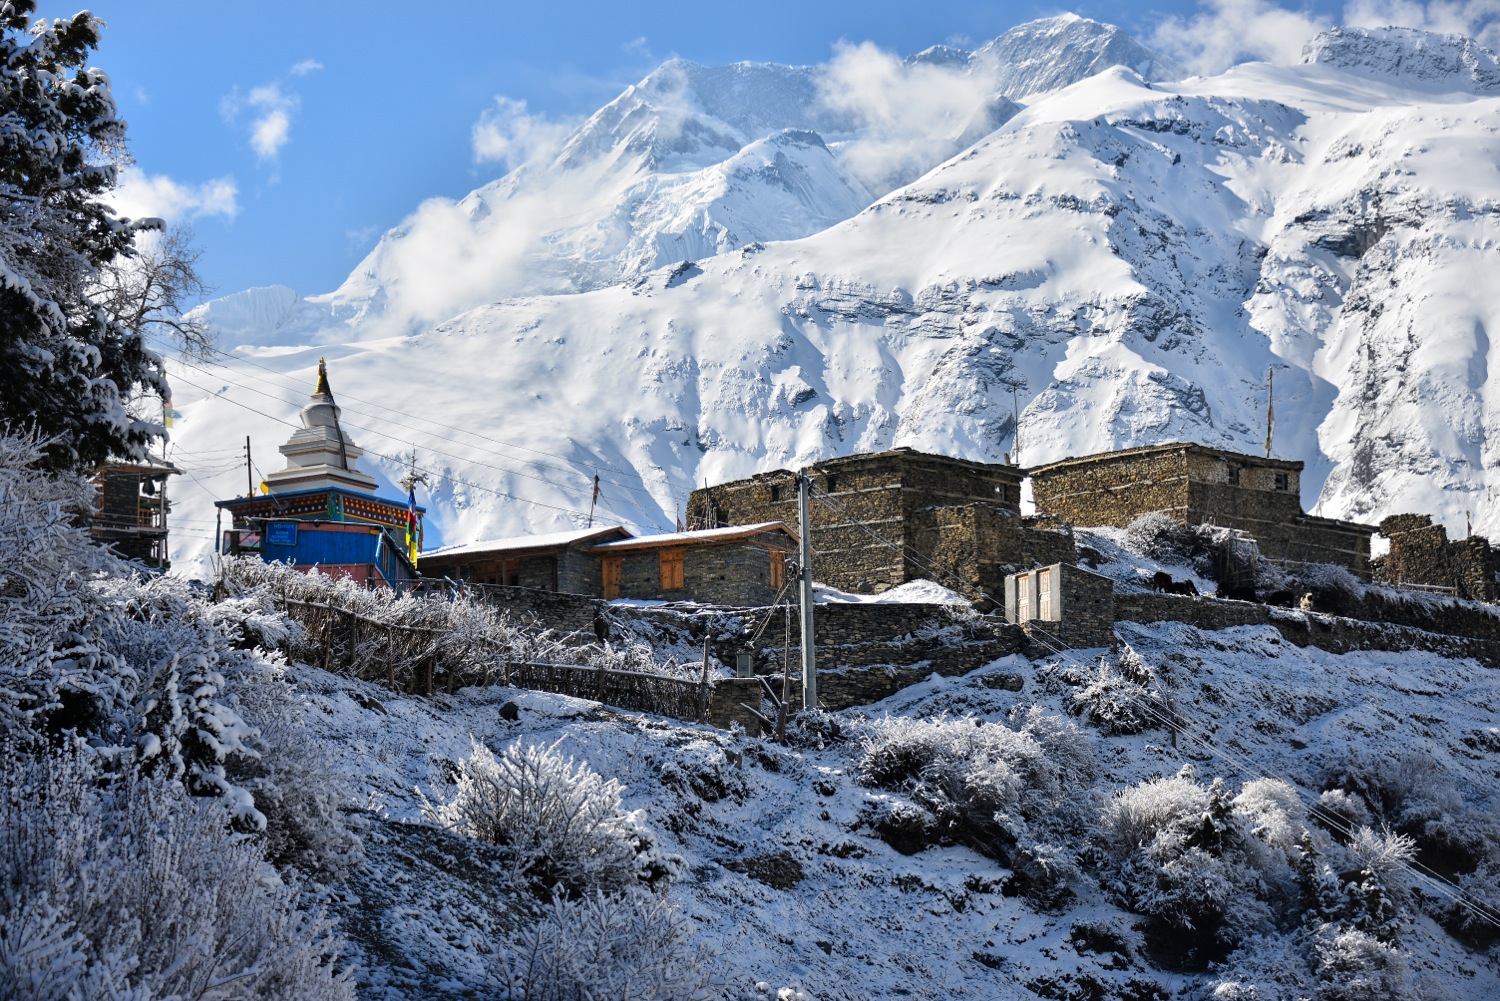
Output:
659,549,685,592
602,555,621,599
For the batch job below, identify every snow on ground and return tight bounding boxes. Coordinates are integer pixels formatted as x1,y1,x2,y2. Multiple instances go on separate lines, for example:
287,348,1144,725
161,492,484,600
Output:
290,606,1500,998
814,578,971,604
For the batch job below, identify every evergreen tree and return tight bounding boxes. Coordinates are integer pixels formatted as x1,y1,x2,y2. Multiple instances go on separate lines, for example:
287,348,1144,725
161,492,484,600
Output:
0,1,165,470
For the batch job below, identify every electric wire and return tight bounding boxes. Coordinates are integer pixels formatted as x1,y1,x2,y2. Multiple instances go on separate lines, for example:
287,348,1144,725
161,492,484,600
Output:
798,482,1500,929
168,369,657,532
163,353,670,532
156,338,657,495
1020,622,1500,931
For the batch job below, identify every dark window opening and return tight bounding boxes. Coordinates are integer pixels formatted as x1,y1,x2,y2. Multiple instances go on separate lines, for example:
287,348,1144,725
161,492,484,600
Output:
1274,472,1290,492
825,474,838,493
1227,465,1241,486
716,508,730,528
769,484,781,503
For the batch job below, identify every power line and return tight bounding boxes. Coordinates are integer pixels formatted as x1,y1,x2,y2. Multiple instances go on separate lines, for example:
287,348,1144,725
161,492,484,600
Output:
164,352,670,533
157,338,656,494
800,481,1500,930
167,370,658,532
1021,622,1500,932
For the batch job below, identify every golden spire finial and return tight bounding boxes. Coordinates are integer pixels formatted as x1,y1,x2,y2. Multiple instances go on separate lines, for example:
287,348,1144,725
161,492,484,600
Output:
314,357,331,397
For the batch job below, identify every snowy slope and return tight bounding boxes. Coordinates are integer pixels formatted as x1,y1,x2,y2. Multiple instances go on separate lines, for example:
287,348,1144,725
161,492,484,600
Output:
168,21,1500,575
291,611,1500,998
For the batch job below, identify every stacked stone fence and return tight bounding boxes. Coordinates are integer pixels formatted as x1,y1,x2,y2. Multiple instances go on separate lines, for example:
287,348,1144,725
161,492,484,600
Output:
1114,591,1500,666
504,661,711,722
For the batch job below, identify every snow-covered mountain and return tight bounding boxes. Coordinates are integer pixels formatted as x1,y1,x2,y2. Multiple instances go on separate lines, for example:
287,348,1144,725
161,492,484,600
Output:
170,18,1500,572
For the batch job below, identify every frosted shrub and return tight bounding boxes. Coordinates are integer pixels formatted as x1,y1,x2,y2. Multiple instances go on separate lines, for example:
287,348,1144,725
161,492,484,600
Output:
1312,925,1412,1001
0,431,123,732
1124,511,1201,564
423,737,672,899
1095,769,1304,966
857,713,1085,893
1071,660,1156,735
501,889,710,1000
0,746,352,1000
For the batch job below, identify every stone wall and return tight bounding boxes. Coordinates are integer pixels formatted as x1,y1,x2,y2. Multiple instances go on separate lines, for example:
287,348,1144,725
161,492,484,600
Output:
1373,513,1498,601
707,677,768,734
614,542,791,607
685,448,1040,595
909,504,1076,602
1114,591,1500,666
1029,444,1373,577
462,582,605,637
1030,446,1194,527
425,548,599,594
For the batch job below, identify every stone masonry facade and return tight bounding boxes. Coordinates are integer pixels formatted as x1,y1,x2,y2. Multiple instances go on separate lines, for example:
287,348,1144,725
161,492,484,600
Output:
1028,443,1376,576
685,447,1070,597
1004,563,1117,650
597,528,798,607
1372,513,1498,601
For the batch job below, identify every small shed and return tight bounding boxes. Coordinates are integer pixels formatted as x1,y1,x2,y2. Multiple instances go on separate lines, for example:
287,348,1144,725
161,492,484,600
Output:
588,522,799,606
420,526,632,594
1004,563,1116,650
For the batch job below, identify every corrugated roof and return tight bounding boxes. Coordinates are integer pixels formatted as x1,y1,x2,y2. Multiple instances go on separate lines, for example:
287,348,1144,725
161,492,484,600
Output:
422,525,631,560
588,521,797,551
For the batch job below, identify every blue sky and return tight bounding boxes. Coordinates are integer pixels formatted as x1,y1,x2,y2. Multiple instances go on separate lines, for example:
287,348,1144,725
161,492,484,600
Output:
43,1,1489,303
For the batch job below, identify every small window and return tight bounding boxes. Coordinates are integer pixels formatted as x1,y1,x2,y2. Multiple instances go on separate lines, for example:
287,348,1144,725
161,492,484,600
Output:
1227,465,1241,486
1274,472,1290,492
825,473,838,493
660,549,685,591
716,508,730,529
769,484,781,503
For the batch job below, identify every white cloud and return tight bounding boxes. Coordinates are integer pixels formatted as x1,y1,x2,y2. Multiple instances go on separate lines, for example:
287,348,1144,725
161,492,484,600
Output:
109,166,239,223
1149,0,1500,76
814,40,999,195
220,81,302,164
290,58,323,76
1149,0,1334,75
1343,0,1500,49
471,96,574,168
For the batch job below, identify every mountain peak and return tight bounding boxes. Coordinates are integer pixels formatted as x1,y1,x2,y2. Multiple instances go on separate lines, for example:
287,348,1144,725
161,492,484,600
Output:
1301,25,1500,92
973,15,1182,98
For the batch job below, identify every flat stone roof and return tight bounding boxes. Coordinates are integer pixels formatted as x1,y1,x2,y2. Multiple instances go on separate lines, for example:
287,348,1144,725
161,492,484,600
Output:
1026,441,1304,477
589,521,797,552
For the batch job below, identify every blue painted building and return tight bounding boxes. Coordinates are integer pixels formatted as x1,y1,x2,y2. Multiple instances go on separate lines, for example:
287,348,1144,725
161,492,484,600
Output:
218,360,425,587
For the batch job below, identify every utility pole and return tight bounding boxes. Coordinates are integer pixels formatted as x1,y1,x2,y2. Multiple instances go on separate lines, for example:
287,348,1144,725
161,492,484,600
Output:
244,436,254,497
797,470,817,710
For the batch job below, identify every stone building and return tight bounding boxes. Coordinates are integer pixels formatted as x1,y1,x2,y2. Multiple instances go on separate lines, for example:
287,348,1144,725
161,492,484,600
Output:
1027,443,1376,576
88,460,179,569
1372,513,1498,601
685,448,1073,599
1004,563,1116,650
590,522,798,606
420,526,631,594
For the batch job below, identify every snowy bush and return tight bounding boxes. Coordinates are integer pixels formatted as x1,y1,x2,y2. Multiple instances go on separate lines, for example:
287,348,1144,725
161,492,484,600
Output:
1095,769,1313,966
1311,925,1413,1001
423,737,674,899
0,744,352,1000
501,889,710,1000
1124,512,1202,564
1070,659,1157,735
856,712,1089,879
0,431,124,733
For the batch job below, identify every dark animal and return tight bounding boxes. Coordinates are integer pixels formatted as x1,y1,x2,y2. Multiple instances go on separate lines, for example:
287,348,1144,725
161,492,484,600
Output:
1152,571,1198,596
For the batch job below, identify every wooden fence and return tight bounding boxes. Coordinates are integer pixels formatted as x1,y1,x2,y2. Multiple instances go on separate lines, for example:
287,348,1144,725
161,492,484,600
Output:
275,596,713,722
